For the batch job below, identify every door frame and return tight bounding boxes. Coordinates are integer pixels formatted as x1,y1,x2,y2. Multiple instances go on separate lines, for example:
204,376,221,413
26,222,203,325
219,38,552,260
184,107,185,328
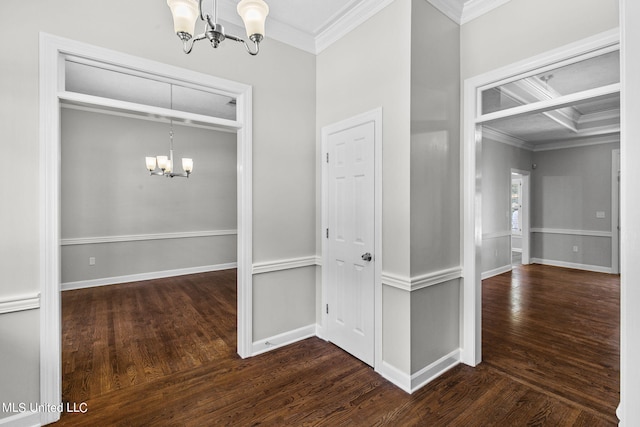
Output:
612,148,621,274
320,108,383,370
462,29,620,366
39,33,253,425
510,168,531,265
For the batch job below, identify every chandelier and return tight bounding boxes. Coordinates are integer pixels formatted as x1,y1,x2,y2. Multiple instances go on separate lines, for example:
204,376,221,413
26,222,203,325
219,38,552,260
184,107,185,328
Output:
167,0,270,56
145,87,194,178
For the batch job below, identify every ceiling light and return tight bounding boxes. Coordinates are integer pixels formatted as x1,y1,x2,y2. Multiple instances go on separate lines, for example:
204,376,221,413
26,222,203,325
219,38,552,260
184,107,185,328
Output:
145,86,193,178
167,0,269,56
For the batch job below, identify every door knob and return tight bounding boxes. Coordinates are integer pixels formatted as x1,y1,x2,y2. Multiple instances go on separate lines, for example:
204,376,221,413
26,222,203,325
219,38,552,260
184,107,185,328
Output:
361,252,372,262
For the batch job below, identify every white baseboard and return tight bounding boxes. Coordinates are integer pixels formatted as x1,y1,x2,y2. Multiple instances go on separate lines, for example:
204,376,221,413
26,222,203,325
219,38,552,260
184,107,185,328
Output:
0,410,41,427
410,350,460,392
378,349,461,394
481,264,512,280
530,258,613,274
61,263,237,291
251,324,316,356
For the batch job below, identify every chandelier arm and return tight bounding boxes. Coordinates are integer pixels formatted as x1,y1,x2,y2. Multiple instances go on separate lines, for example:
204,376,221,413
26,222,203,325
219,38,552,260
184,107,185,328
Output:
226,33,260,56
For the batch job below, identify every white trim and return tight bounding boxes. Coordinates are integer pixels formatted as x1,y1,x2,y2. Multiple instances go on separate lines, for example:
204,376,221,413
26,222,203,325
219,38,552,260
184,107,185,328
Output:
382,267,463,292
378,361,412,393
381,272,412,291
0,293,41,315
252,256,318,275
481,264,512,280
533,133,620,152
530,258,613,274
61,263,237,291
531,228,613,238
482,230,511,240
0,410,41,427
58,91,241,130
61,230,237,246
251,324,316,356
315,0,395,54
477,83,621,125
40,33,254,423
378,349,461,394
321,107,383,372
427,0,464,24
461,0,511,24
410,349,461,392
482,127,533,151
462,29,620,369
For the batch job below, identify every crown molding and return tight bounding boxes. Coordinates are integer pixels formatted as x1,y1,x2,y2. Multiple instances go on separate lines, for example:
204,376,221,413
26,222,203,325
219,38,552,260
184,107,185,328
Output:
315,0,396,54
533,132,620,152
461,0,512,24
482,126,534,151
427,0,464,24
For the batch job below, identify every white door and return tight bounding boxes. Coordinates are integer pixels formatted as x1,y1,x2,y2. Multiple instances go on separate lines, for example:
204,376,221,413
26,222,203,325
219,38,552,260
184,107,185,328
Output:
326,121,375,366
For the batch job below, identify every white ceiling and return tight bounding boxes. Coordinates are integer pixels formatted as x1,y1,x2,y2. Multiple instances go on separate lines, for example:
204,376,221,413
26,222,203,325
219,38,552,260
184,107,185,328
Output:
213,0,509,54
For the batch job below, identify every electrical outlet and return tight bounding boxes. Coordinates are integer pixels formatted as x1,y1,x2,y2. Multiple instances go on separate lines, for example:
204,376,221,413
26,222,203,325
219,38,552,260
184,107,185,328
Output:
572,246,579,253
89,257,96,266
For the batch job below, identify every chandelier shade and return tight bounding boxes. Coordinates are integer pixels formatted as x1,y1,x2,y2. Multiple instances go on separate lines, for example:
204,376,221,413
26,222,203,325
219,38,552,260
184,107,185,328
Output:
167,0,269,55
167,0,199,39
237,0,269,40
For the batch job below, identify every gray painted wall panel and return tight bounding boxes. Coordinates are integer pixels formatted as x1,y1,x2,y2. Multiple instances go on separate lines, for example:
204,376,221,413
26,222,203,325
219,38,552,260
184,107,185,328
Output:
410,279,460,373
252,268,316,341
532,234,612,268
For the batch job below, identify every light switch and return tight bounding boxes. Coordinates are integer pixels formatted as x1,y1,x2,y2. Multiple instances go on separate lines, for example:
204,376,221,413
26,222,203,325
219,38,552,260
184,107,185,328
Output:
596,211,606,218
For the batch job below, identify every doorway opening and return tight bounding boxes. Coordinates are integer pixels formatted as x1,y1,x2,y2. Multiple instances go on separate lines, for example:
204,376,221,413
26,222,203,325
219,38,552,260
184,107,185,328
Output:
39,34,253,424
462,29,621,366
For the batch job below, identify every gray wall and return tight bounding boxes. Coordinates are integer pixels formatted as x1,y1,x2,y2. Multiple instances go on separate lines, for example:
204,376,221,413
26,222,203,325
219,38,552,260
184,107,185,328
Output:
481,138,532,274
0,0,316,418
408,0,461,375
316,0,413,373
460,0,619,80
317,0,461,376
530,142,619,268
61,108,237,284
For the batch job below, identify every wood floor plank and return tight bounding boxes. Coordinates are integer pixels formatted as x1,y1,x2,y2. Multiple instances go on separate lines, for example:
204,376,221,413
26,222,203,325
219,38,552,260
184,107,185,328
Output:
59,265,619,426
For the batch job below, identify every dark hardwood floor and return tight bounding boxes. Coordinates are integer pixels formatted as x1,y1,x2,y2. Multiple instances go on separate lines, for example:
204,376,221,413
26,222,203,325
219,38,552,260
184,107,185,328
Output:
58,265,619,426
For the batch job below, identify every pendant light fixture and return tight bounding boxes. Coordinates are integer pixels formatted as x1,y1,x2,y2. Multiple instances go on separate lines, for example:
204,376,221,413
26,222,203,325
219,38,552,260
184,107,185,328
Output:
145,87,193,178
167,0,269,56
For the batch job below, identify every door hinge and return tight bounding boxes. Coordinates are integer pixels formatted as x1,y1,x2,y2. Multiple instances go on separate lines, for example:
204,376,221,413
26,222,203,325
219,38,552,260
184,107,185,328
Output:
326,228,329,239
326,304,329,314
326,152,329,163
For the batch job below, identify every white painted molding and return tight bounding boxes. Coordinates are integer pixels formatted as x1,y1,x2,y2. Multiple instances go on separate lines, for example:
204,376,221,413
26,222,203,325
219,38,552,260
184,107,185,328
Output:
461,0,512,24
0,410,41,427
381,271,412,291
411,268,464,292
382,267,463,292
315,0,395,54
482,230,511,240
410,349,460,392
481,264,512,280
251,324,316,356
0,293,40,315
252,256,318,275
378,349,460,394
61,263,237,291
427,0,464,24
482,127,533,151
531,228,613,238
61,230,237,246
533,133,620,152
531,258,612,274
378,361,412,393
